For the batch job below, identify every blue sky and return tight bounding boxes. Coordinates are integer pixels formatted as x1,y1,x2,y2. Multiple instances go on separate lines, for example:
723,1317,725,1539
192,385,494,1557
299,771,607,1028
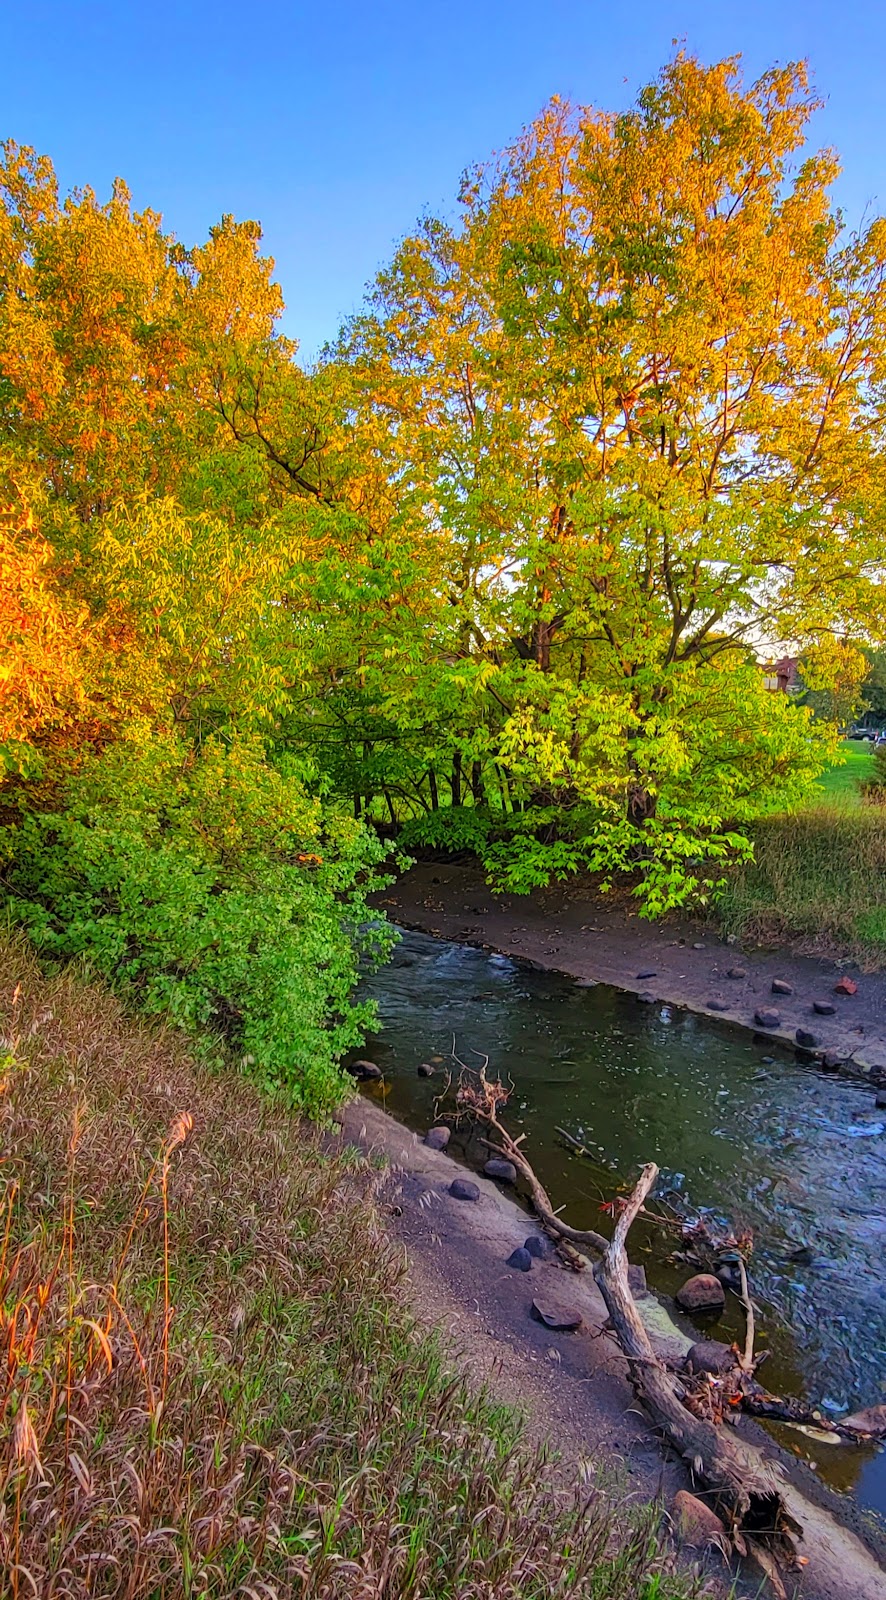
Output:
3,2,885,358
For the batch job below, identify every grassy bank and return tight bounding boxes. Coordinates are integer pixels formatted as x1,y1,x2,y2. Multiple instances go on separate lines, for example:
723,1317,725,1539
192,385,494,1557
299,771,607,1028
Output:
0,936,707,1599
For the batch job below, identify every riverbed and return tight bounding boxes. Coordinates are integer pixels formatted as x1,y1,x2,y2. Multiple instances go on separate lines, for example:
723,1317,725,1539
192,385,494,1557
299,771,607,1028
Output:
356,928,886,1518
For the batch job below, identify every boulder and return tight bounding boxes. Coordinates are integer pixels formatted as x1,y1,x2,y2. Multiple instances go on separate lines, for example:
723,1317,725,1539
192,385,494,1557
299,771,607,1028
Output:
754,1008,781,1030
813,999,837,1016
417,1062,435,1077
772,978,793,996
673,1490,726,1549
424,1126,451,1150
675,1273,726,1314
705,997,729,1011
835,976,858,996
627,1263,648,1298
349,1058,382,1080
484,1157,517,1184
531,1300,583,1332
506,1247,533,1273
796,1028,819,1049
449,1177,480,1202
686,1339,737,1377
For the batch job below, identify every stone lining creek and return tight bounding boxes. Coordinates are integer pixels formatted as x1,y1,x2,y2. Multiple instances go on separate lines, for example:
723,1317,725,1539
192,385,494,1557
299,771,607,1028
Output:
354,927,886,1520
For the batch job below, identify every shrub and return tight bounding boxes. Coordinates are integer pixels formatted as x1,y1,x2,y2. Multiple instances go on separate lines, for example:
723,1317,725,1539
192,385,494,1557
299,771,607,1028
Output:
0,731,396,1117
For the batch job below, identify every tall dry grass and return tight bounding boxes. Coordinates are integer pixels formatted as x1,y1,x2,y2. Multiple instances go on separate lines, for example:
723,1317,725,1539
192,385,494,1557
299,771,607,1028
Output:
719,803,886,961
0,934,711,1599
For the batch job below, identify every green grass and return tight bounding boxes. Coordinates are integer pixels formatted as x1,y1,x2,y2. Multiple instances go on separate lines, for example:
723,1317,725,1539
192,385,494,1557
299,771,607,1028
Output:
0,935,711,1599
811,738,876,807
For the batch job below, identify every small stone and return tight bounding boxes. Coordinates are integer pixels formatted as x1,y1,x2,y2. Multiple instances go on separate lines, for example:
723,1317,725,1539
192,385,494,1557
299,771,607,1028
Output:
424,1126,451,1150
449,1177,480,1202
686,1340,738,1377
531,1300,583,1332
506,1247,533,1272
822,1049,844,1070
705,997,729,1011
727,967,748,980
772,978,793,996
484,1157,517,1184
417,1062,435,1077
813,1000,836,1016
636,968,657,980
795,1028,819,1048
673,1490,726,1549
524,1234,557,1260
692,941,706,950
675,1273,726,1314
637,990,657,1004
754,1009,781,1030
835,976,858,996
349,1058,382,1080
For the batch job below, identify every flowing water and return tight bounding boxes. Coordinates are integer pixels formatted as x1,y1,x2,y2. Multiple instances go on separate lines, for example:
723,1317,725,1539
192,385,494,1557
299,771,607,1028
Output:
356,928,886,1518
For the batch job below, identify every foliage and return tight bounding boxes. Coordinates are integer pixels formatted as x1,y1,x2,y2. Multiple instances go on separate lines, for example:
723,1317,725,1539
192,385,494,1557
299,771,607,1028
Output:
1,734,396,1117
0,940,711,1600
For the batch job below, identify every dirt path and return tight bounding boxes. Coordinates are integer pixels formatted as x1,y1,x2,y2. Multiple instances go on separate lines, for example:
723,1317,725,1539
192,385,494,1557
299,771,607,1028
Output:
376,862,886,1084
341,1098,886,1600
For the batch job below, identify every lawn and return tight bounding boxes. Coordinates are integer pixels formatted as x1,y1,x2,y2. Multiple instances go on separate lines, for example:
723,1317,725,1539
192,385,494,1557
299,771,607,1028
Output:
813,738,876,806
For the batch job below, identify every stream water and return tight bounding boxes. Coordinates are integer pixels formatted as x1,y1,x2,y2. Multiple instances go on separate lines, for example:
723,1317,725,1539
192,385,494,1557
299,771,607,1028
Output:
356,928,886,1519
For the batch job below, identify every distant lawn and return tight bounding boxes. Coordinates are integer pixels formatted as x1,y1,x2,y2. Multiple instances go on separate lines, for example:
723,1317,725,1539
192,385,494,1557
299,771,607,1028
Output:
812,737,876,807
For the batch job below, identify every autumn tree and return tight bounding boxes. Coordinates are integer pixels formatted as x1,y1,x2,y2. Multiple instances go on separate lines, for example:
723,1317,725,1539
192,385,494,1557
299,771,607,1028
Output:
344,54,886,906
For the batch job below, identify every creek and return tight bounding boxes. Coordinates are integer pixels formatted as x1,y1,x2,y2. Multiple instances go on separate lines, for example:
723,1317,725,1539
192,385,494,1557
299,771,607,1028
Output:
356,927,886,1520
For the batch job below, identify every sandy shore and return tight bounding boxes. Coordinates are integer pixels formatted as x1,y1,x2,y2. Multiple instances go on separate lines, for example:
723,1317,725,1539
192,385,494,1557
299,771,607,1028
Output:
374,861,886,1087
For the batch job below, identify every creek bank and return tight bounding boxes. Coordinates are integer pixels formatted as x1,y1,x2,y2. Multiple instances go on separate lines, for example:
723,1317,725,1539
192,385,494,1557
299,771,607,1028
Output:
341,1096,886,1600
373,862,886,1087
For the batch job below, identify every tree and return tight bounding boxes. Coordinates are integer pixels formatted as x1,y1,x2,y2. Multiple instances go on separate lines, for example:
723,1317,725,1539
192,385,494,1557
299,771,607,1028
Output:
343,54,886,908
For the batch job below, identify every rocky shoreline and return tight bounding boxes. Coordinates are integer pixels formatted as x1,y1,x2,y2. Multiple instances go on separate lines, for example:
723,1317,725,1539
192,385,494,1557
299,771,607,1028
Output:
373,861,886,1093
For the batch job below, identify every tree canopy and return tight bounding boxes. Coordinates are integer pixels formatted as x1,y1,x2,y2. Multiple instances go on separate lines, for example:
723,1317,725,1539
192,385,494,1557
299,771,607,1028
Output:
2,52,886,1097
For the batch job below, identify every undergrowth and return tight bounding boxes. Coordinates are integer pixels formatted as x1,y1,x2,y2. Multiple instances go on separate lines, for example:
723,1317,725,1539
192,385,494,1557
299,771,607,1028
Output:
0,934,712,1598
719,804,886,961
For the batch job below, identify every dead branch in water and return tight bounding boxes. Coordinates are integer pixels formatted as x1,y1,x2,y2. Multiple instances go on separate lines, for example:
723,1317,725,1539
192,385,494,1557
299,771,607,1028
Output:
448,1057,805,1591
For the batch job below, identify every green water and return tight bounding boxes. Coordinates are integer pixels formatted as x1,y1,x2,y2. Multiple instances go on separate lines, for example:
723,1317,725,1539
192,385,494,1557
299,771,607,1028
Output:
357,928,886,1517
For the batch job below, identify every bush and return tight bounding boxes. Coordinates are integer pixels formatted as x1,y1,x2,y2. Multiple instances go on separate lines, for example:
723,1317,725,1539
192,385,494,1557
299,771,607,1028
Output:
0,731,396,1117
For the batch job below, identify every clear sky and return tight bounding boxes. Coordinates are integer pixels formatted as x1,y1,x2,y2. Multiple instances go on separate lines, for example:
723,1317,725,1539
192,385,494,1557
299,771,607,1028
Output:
3,1,885,358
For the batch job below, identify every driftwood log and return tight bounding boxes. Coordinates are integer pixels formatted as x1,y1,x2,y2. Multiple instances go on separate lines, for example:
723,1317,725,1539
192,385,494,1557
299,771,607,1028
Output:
454,1063,804,1592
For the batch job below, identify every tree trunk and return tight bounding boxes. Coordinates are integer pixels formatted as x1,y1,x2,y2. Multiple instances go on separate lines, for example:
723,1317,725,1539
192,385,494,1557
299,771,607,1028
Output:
471,760,485,805
428,767,439,811
450,752,462,808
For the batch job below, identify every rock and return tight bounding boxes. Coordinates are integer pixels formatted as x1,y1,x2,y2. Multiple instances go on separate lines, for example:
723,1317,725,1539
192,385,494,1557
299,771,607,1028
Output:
813,1000,837,1016
727,967,748,979
705,997,729,1011
524,1233,557,1260
575,977,598,988
754,1008,781,1030
449,1177,480,1202
835,976,858,996
772,978,793,996
673,1490,726,1549
506,1247,533,1272
715,1260,742,1292
637,991,657,1004
839,1403,886,1437
349,1058,382,1080
795,1028,819,1049
876,1091,886,1110
484,1157,517,1184
675,1273,726,1314
686,1340,738,1377
417,1062,435,1077
636,968,657,980
692,941,706,950
822,1049,845,1070
424,1126,451,1150
627,1263,648,1298
531,1300,583,1332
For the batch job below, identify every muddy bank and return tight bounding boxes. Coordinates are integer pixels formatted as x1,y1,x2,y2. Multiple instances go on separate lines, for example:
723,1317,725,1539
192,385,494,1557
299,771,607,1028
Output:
341,1096,886,1600
375,862,886,1083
